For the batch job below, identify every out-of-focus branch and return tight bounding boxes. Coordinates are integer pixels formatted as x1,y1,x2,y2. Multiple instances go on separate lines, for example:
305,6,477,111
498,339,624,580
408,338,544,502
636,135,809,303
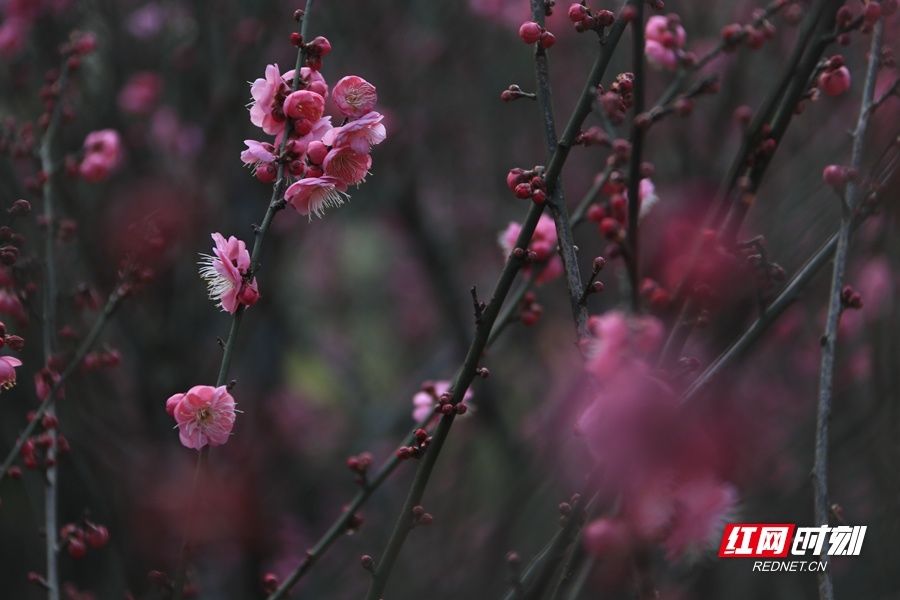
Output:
658,0,843,367
529,0,589,342
37,54,73,600
362,11,634,599
813,20,883,600
625,2,645,313
684,134,898,403
0,289,125,483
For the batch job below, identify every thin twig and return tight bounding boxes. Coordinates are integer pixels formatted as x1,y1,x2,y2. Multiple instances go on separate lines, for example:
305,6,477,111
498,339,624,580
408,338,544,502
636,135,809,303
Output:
0,289,125,484
363,11,633,598
625,2,645,313
530,0,590,343
813,20,882,600
38,55,73,600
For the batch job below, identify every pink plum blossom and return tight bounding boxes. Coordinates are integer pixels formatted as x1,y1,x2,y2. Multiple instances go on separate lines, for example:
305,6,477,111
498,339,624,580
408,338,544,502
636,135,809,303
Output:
322,146,371,186
283,89,326,124
412,380,473,422
498,214,562,284
0,355,22,391
584,311,663,379
240,140,277,173
117,71,163,115
249,64,290,135
167,385,237,449
284,176,349,219
332,75,377,118
198,233,259,314
79,129,122,182
644,15,686,70
321,111,387,154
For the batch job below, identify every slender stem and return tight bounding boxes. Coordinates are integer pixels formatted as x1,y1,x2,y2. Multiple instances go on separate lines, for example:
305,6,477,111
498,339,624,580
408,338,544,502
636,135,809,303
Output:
363,13,633,599
37,56,74,600
813,20,882,600
658,0,843,367
530,0,589,343
0,290,125,484
170,4,315,598
625,2,645,313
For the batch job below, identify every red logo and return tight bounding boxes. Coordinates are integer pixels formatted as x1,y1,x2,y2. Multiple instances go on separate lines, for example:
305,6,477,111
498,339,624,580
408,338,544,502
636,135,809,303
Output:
718,523,796,558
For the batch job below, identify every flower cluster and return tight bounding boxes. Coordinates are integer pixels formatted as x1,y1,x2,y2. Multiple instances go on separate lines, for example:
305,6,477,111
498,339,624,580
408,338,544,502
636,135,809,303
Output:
644,14,686,71
166,385,237,450
578,311,739,562
498,215,563,284
242,55,386,218
79,129,123,183
411,380,473,423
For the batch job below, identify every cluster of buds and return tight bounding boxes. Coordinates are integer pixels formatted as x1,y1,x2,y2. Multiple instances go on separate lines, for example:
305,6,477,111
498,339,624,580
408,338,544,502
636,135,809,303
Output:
519,291,544,326
262,573,280,594
817,55,851,97
597,73,634,124
500,84,536,102
396,427,433,460
82,348,122,371
738,236,787,301
0,224,26,267
346,451,374,485
411,504,434,527
60,519,110,559
506,167,548,204
17,417,70,471
518,21,556,49
567,3,616,33
720,10,777,52
742,123,778,166
640,278,671,310
0,326,25,351
841,285,864,310
297,34,332,71
574,126,610,147
822,163,856,189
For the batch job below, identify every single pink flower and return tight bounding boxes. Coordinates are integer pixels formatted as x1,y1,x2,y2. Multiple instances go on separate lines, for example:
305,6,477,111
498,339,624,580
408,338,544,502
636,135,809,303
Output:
0,355,22,391
818,66,851,97
240,140,277,174
0,17,29,58
117,71,163,115
168,385,237,449
283,89,325,124
322,146,371,186
0,289,27,324
498,214,562,284
321,111,386,154
645,39,679,70
331,75,377,118
284,176,349,219
79,129,122,182
412,380,473,422
249,64,290,135
198,233,259,314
